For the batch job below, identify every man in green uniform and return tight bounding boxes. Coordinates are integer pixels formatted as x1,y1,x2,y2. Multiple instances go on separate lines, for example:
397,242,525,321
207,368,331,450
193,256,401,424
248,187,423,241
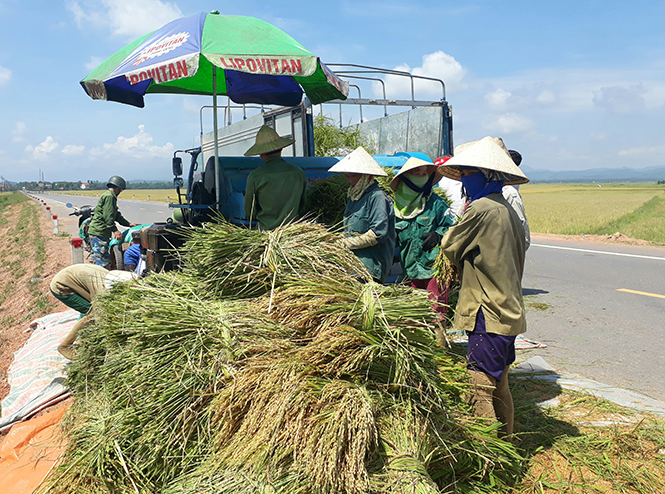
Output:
243,125,307,230
87,176,137,268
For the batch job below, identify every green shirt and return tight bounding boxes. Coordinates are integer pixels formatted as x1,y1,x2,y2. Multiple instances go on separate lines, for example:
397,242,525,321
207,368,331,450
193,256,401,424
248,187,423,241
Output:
88,189,131,238
441,193,526,336
243,156,307,230
343,181,396,282
395,194,455,280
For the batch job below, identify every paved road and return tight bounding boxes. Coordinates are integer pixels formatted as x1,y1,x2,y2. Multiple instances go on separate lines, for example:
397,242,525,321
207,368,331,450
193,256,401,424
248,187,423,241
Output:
30,192,665,401
523,235,665,402
31,192,172,235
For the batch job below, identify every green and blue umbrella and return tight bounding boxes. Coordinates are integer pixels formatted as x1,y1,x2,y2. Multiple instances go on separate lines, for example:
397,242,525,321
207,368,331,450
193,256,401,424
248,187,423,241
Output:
81,11,349,108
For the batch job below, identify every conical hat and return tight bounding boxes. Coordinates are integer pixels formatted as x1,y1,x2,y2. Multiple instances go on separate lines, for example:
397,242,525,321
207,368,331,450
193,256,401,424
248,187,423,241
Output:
244,125,295,156
439,136,529,185
327,147,387,176
389,157,443,191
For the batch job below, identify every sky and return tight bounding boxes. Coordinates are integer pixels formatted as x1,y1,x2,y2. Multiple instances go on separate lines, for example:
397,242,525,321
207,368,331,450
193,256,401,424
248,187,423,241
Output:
1,0,664,182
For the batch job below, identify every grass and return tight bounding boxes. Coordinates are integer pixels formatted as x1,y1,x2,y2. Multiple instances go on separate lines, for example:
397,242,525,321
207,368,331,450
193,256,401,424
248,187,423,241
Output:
524,298,550,311
520,183,665,243
0,194,57,325
594,194,665,244
511,376,665,493
0,191,29,225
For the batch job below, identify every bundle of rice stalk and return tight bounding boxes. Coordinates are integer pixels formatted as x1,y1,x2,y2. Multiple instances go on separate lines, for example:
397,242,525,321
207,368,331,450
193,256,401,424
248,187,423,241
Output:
164,348,520,494
370,398,523,494
179,219,371,299
256,278,453,400
433,248,458,289
210,356,379,494
304,174,349,227
259,277,439,333
48,273,297,494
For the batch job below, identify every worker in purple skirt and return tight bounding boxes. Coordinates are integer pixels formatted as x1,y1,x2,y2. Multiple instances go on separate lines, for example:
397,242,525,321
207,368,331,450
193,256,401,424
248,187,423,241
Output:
439,136,529,438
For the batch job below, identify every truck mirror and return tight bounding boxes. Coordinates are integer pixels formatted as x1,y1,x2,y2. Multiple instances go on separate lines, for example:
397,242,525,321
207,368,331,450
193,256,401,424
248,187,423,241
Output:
172,157,183,176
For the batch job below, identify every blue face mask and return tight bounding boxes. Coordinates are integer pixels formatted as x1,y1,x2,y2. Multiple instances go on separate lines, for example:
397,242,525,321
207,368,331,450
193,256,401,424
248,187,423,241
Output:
461,171,504,202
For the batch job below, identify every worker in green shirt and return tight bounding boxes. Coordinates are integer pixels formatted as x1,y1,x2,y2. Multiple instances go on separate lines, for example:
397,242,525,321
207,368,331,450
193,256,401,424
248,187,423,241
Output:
87,176,137,268
243,125,307,230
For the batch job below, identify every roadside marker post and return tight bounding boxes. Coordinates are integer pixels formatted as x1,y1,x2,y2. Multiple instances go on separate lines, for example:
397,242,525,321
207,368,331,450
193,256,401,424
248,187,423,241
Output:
71,237,84,264
52,214,59,235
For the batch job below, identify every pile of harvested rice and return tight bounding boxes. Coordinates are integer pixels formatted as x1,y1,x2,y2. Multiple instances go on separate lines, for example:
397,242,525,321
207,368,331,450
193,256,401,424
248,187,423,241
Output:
43,220,522,494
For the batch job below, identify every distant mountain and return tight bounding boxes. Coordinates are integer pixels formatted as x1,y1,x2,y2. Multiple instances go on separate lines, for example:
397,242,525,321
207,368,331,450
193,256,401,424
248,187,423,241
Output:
521,165,665,183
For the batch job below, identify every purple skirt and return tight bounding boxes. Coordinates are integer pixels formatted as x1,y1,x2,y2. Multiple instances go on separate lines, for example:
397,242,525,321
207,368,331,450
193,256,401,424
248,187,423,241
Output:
466,308,516,382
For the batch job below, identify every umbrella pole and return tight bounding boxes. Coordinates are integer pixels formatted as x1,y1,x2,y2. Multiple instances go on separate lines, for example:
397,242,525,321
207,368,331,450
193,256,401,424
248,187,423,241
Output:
213,66,221,211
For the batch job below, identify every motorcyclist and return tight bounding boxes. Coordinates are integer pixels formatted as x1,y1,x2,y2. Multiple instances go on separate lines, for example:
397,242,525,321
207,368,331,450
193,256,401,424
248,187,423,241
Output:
87,176,137,269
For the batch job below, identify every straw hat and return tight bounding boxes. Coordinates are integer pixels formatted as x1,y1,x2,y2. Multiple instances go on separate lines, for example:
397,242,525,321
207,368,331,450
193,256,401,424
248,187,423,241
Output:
389,157,443,191
438,136,529,185
244,125,295,156
327,146,387,176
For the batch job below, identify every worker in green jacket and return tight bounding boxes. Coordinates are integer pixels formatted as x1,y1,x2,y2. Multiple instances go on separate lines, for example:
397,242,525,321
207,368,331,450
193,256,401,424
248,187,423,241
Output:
243,125,307,230
439,136,529,438
391,157,455,317
87,176,137,268
328,146,396,283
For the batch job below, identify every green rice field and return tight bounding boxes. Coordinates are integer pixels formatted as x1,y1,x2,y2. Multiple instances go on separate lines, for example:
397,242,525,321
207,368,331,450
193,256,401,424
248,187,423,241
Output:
520,183,665,243
52,189,174,203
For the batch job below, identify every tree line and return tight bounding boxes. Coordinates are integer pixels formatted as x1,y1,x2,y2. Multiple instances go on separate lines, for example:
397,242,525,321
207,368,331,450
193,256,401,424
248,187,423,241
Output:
4,180,176,191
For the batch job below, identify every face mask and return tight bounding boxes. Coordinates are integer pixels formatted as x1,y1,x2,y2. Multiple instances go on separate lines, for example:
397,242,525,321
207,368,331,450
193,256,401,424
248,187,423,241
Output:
404,172,429,188
460,171,488,200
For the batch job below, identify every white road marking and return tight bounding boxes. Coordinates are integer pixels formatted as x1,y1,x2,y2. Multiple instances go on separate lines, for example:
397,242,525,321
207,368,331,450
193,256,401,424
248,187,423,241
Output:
531,243,665,262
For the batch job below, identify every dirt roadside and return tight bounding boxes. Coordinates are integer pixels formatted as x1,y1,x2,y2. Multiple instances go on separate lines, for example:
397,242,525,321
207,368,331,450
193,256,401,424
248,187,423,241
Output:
0,198,74,404
531,231,660,248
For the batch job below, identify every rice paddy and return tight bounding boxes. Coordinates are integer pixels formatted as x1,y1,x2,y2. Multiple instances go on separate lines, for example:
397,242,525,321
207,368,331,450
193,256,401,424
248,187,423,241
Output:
520,183,665,242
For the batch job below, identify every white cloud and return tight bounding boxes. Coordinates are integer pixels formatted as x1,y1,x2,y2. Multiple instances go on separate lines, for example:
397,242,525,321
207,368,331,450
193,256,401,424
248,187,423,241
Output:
26,136,59,160
0,65,11,85
536,90,557,105
68,0,183,41
618,145,665,156
62,144,86,156
485,89,511,110
483,113,535,134
85,56,105,71
12,122,28,143
89,124,173,159
590,132,608,141
374,51,467,100
593,84,647,114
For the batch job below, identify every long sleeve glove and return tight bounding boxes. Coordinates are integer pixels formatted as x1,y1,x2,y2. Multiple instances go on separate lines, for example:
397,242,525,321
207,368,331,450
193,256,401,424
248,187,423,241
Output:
338,230,378,250
421,231,442,252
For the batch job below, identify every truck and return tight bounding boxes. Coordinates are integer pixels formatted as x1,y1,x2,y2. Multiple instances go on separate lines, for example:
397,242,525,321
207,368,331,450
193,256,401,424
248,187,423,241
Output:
139,65,454,273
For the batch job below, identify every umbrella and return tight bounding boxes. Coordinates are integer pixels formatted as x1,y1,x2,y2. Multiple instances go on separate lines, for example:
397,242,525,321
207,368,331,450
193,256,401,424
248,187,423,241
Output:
80,11,348,108
81,11,349,208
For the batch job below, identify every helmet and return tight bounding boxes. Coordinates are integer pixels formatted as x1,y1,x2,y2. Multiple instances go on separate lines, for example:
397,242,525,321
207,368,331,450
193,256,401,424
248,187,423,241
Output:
107,176,127,190
171,208,185,223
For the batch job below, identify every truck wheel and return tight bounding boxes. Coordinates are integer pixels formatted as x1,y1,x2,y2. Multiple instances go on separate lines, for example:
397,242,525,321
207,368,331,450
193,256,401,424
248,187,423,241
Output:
112,244,125,271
